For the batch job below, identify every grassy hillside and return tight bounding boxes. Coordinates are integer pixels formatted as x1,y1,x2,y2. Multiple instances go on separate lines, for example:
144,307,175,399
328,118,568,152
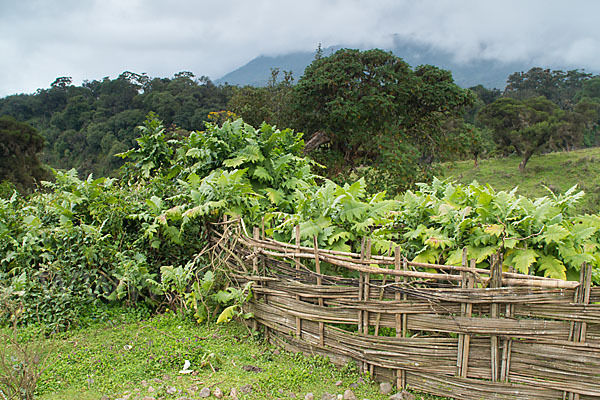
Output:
439,147,600,214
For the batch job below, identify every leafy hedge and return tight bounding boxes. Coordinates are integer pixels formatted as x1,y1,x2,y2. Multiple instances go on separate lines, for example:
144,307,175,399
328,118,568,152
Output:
1,114,598,332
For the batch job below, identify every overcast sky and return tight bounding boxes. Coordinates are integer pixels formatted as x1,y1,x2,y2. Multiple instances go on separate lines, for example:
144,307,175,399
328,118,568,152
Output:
1,0,599,97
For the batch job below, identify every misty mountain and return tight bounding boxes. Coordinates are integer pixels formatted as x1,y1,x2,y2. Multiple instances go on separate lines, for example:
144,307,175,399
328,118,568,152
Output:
216,39,590,90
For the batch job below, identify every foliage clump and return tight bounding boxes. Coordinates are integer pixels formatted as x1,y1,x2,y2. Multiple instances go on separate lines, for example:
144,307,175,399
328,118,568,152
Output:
2,113,599,336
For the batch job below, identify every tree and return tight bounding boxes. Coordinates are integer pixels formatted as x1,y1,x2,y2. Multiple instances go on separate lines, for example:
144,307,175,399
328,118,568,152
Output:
504,68,593,110
0,116,50,192
228,68,294,129
290,48,473,192
478,96,584,171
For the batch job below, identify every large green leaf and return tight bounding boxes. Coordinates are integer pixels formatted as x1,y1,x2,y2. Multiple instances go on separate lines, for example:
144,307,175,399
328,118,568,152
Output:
537,255,566,280
252,166,273,183
413,248,440,264
339,199,369,222
484,224,504,237
217,305,238,324
510,249,538,274
543,224,570,244
263,188,285,205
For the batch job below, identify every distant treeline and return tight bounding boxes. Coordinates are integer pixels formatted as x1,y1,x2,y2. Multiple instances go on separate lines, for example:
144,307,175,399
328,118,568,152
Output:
0,72,233,181
1,49,600,193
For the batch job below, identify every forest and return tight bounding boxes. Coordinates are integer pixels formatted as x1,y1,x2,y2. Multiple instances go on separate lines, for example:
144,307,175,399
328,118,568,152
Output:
2,48,600,399
1,49,600,195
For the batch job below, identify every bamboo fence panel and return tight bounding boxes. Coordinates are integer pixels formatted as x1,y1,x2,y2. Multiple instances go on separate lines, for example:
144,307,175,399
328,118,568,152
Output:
211,222,600,400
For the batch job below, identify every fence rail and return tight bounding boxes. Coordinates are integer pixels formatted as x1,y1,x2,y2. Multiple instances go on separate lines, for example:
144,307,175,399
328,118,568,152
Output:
212,220,600,400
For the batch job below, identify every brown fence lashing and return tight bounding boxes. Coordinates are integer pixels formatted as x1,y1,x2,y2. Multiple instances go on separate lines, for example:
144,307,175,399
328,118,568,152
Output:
213,223,600,400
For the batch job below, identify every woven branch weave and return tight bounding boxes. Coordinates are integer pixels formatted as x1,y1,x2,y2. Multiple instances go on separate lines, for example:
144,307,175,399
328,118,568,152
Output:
212,222,600,400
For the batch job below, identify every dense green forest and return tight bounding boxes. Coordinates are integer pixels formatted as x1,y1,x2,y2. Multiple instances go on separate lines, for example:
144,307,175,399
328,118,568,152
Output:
2,48,600,195
0,72,233,182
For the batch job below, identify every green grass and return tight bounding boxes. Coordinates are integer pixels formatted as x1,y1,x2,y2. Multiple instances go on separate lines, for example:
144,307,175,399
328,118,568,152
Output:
1,312,448,400
439,147,600,214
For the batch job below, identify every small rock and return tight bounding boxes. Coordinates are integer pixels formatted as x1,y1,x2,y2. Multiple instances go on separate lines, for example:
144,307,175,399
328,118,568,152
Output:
380,382,393,395
175,397,191,400
290,394,297,398
305,393,314,400
401,391,415,400
357,377,365,384
321,393,336,400
153,378,162,383
349,383,358,389
166,386,177,395
337,395,343,400
230,387,239,400
389,391,415,400
213,386,223,398
141,380,148,387
240,384,253,394
335,380,343,386
343,390,357,400
141,397,155,400
273,349,280,355
100,396,110,400
148,386,155,393
242,365,263,372
198,387,211,398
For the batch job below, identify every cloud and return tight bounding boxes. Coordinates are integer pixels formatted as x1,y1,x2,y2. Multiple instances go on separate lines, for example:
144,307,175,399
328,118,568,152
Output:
1,0,599,96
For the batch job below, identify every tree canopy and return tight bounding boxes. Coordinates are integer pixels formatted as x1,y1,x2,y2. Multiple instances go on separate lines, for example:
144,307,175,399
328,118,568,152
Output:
0,116,50,192
0,72,233,177
289,48,474,192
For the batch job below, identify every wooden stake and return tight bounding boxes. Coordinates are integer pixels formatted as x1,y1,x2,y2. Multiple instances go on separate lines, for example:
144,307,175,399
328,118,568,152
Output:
394,246,405,389
457,248,467,377
363,239,372,335
374,244,393,337
460,260,475,379
313,235,324,347
500,302,513,382
490,254,502,382
294,225,302,339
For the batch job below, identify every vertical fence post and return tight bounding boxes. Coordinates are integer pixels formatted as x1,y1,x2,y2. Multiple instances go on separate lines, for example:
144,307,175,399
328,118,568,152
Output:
394,246,406,389
459,259,475,378
363,239,372,335
358,237,366,335
374,243,393,337
457,248,468,377
567,263,593,400
257,224,269,341
490,254,503,382
252,227,260,332
357,237,366,374
500,252,513,383
313,235,325,347
294,225,302,339
363,239,373,376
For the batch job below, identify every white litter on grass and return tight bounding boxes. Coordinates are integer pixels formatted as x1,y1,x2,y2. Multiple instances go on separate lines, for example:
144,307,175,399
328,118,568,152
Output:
123,345,132,351
179,359,193,374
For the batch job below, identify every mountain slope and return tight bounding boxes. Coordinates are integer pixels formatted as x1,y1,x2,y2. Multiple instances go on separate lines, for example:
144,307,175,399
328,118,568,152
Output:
217,40,596,89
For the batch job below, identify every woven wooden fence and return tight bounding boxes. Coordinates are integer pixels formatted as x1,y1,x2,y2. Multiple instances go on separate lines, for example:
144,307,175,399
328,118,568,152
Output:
211,220,600,400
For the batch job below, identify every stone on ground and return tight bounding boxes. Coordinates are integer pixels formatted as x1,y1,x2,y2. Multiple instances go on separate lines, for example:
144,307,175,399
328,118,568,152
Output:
380,382,393,395
343,389,357,400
